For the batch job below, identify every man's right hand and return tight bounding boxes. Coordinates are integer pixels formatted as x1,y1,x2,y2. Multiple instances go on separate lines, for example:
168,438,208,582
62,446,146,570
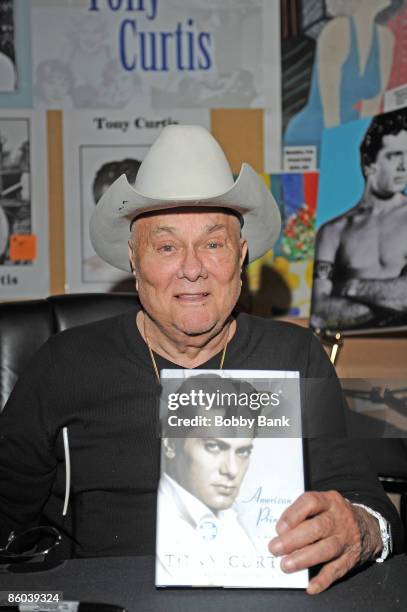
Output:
268,491,383,595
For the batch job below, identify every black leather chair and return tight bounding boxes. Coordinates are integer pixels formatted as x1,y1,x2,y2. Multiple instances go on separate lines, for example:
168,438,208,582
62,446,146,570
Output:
0,293,139,557
0,293,137,411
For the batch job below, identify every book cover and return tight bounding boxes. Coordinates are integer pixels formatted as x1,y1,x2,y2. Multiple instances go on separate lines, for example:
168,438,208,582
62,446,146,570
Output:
155,369,307,588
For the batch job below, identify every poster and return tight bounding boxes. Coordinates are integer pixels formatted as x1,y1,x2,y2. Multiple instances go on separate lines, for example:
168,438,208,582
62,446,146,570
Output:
0,0,32,108
0,110,48,300
262,1,282,172
244,172,318,318
280,0,407,164
63,109,210,293
0,0,17,93
310,109,407,333
32,0,273,110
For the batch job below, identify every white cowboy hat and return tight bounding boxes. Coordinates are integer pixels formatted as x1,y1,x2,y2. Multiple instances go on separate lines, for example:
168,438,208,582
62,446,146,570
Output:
90,124,281,270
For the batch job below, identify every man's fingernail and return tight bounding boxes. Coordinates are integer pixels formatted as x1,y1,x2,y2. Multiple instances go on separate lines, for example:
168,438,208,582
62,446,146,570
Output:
281,557,295,572
277,520,289,534
268,538,283,555
307,582,321,595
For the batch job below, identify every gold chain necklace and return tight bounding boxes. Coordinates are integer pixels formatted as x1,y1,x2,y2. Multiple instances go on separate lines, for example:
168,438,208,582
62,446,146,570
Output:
143,314,228,382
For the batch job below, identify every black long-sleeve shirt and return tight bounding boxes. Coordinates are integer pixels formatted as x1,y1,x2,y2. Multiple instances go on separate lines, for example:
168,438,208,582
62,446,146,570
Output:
0,310,403,556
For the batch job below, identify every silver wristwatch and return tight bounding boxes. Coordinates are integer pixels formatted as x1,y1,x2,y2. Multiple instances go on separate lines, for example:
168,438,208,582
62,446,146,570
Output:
353,503,393,563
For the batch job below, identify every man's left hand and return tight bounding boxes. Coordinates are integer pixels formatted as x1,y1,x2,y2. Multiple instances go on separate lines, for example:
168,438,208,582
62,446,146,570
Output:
268,491,383,595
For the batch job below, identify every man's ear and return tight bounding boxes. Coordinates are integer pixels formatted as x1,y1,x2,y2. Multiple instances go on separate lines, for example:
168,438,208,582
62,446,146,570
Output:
239,238,248,267
365,163,376,176
163,438,176,459
128,240,134,268
128,241,137,274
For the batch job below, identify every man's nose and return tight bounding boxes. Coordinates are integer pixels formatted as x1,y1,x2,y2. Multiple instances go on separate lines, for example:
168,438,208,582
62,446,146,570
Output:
177,246,208,281
220,451,239,479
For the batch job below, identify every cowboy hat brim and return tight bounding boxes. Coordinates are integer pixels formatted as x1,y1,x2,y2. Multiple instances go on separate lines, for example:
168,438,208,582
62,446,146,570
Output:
90,162,281,271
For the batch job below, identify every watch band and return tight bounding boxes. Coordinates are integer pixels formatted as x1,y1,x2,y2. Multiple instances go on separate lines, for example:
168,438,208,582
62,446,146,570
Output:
352,503,392,563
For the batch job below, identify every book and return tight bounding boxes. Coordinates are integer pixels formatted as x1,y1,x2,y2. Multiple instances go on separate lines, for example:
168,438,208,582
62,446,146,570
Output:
155,369,307,588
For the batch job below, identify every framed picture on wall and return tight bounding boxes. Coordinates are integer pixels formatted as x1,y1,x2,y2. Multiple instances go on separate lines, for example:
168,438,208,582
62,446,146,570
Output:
0,110,48,299
63,109,210,293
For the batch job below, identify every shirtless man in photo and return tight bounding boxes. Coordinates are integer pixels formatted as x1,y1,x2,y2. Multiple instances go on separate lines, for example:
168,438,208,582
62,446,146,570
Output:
311,110,407,330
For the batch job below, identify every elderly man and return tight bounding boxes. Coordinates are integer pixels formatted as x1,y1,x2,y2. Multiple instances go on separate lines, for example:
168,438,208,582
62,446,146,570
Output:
311,109,407,331
0,125,402,595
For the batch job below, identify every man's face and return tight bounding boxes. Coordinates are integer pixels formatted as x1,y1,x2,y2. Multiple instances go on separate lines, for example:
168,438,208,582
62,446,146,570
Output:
170,437,253,512
367,130,407,196
129,208,247,340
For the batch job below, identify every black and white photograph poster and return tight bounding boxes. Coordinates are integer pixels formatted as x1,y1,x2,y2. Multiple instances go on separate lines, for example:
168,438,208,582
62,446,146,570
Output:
0,0,17,92
310,108,407,334
31,0,277,111
63,109,210,293
0,111,48,299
